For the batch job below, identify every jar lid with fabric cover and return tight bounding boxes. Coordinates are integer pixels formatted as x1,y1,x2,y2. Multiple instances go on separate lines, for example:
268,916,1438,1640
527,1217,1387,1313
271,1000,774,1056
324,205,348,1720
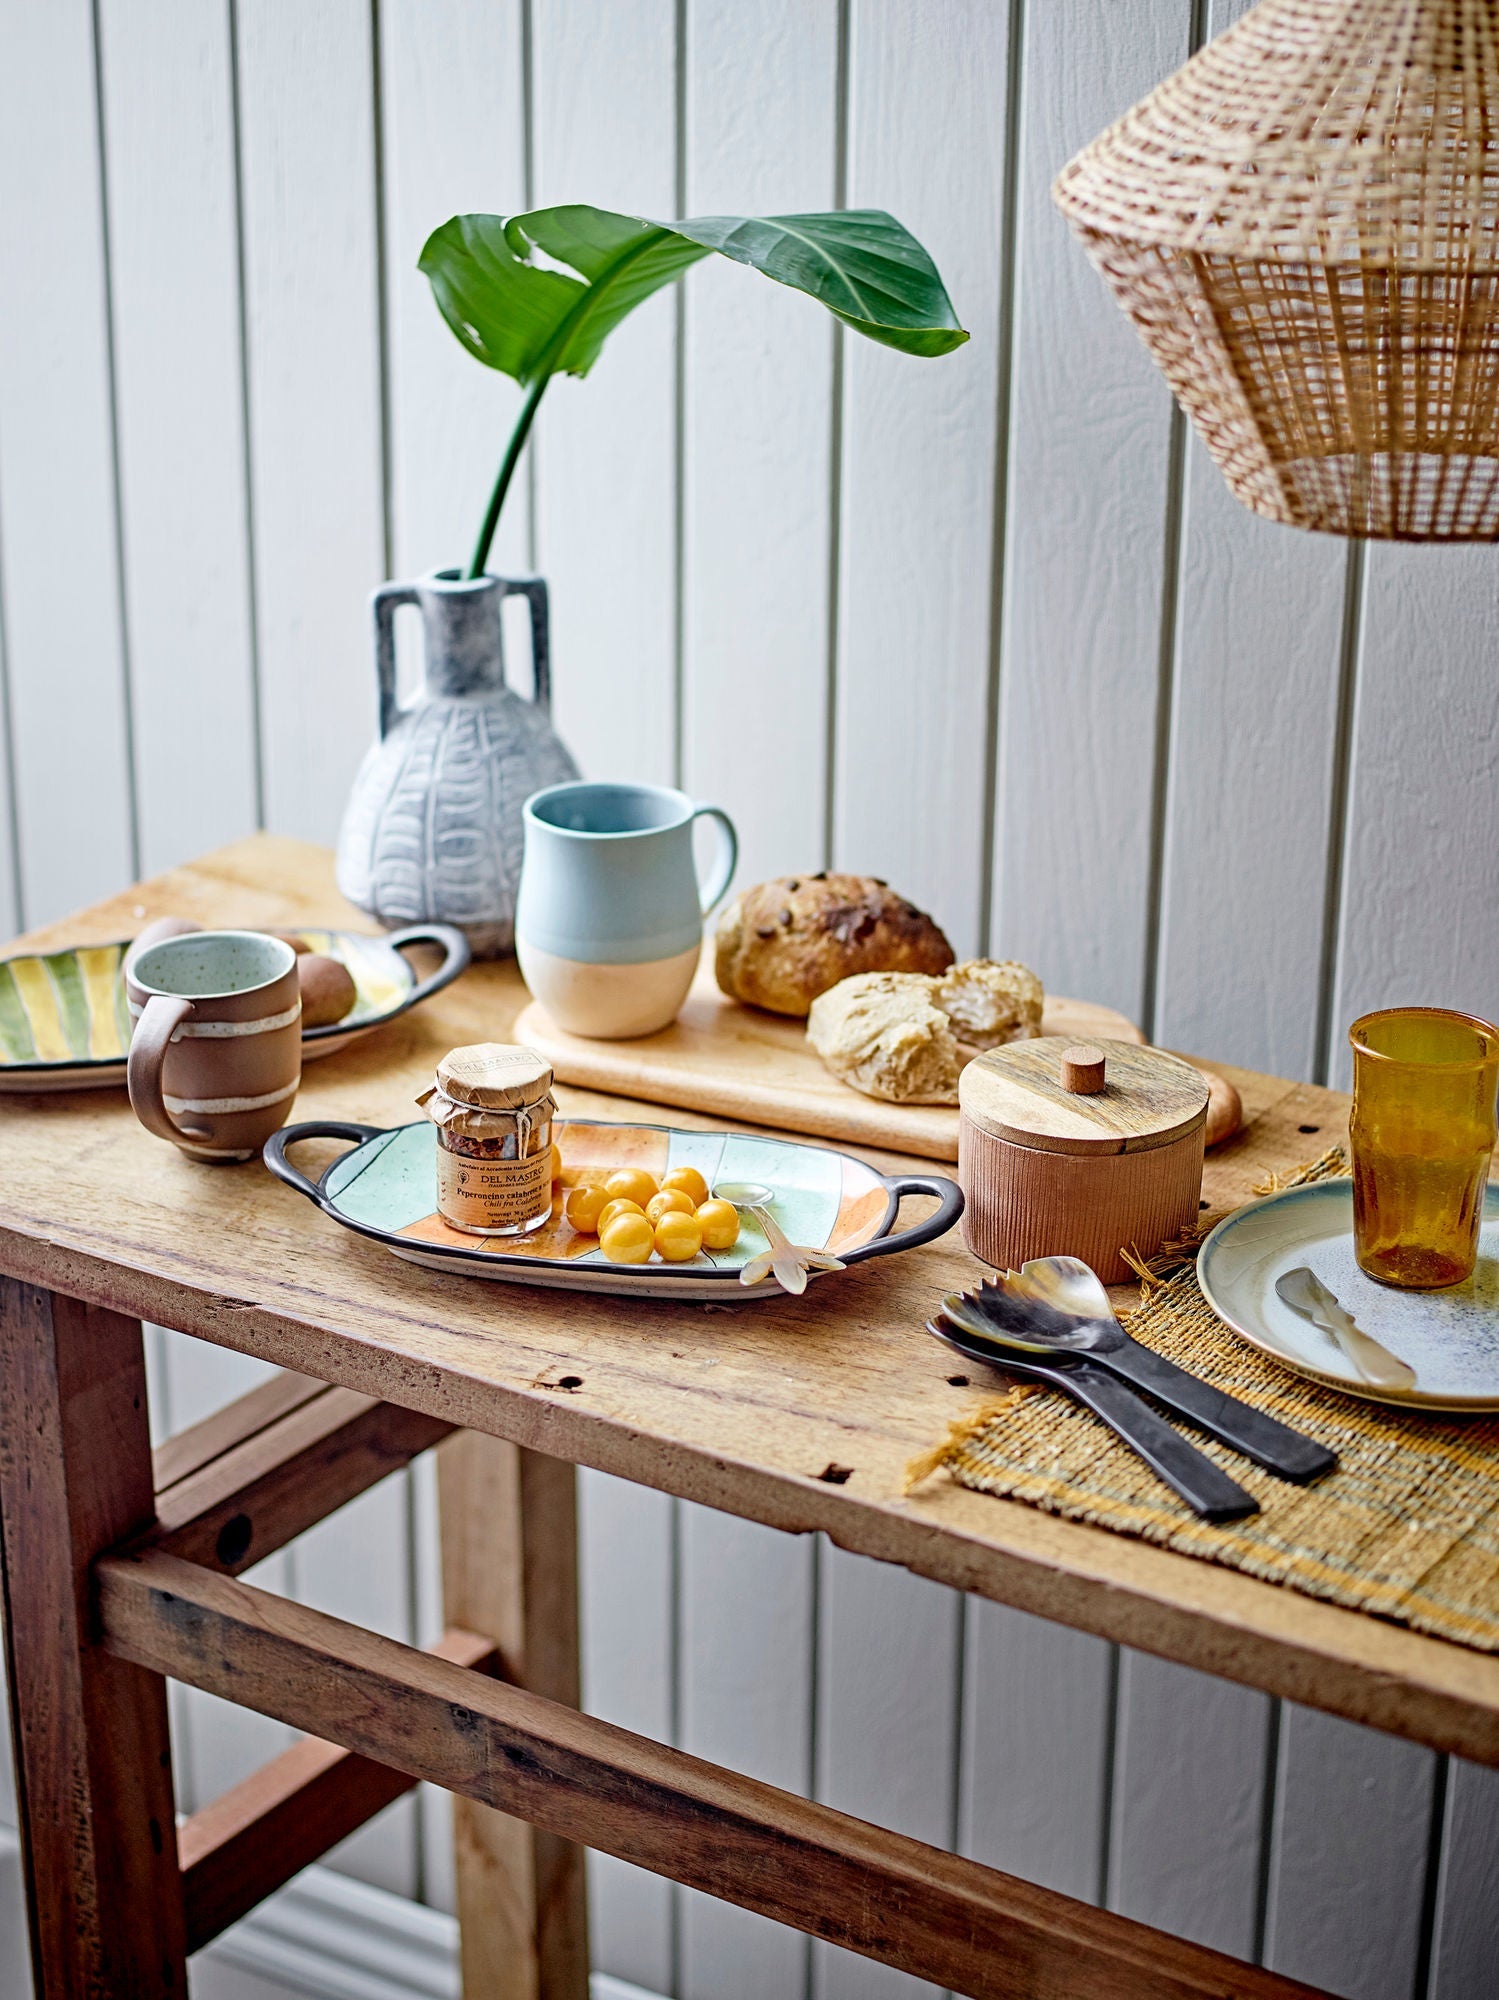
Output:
425,1042,554,1121
418,1044,556,1237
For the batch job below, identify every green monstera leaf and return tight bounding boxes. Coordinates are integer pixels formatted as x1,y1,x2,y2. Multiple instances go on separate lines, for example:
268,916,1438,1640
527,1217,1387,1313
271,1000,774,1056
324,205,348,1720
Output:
418,203,968,574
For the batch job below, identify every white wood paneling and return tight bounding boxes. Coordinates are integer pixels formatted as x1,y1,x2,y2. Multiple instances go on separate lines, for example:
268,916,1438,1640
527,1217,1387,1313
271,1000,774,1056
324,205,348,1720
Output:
1331,545,1499,1089
812,1544,962,2000
679,0,840,887
833,0,1010,957
959,1603,1113,1903
578,1468,677,1996
234,0,386,841
992,0,1191,1015
1108,1654,1272,1961
1263,1708,1438,2000
409,1449,456,1918
1155,436,1349,1077
379,0,531,591
678,1506,816,2000
1430,1759,1499,1999
531,0,679,790
96,0,260,876
0,0,135,926
0,627,20,939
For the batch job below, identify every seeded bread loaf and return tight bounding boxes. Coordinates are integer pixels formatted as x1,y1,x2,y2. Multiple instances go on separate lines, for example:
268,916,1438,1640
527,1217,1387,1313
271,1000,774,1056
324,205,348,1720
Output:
714,872,954,1017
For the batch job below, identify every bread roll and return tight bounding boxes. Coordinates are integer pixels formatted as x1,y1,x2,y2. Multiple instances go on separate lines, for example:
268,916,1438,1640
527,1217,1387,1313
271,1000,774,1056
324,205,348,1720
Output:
714,873,954,1016
807,959,1046,1103
806,973,960,1103
932,960,1043,1051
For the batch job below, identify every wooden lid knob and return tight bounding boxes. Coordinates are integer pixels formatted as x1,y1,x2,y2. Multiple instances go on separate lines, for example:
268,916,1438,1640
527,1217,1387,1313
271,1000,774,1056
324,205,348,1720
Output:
1061,1044,1106,1095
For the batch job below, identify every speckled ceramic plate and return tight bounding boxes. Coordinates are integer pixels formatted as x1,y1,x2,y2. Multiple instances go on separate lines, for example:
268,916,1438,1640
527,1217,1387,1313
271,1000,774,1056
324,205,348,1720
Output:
265,1116,964,1301
1199,1180,1499,1411
0,925,469,1092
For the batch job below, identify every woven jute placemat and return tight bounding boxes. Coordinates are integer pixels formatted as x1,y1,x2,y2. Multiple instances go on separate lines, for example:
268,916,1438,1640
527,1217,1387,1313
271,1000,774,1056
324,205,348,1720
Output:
910,1153,1499,1654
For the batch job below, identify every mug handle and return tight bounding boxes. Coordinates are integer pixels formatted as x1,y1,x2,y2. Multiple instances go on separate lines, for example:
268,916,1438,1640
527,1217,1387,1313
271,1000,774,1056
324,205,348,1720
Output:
128,995,212,1142
690,804,738,916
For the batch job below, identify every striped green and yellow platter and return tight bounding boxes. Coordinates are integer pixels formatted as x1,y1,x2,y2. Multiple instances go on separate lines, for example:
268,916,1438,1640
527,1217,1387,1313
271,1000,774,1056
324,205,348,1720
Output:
0,925,469,1092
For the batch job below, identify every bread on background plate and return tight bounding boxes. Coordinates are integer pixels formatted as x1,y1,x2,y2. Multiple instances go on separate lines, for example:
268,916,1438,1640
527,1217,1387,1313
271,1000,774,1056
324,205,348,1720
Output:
807,960,1044,1104
714,873,954,1017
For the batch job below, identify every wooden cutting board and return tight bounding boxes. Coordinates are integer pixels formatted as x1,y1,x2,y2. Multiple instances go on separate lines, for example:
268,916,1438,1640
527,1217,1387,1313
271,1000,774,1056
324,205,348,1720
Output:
514,957,1142,1163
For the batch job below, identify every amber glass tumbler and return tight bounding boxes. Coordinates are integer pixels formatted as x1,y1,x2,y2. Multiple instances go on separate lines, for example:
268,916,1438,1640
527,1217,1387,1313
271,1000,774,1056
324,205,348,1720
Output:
1348,1009,1499,1289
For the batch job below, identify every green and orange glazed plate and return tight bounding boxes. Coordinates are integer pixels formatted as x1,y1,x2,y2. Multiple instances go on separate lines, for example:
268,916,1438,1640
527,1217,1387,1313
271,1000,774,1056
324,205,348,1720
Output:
266,1116,964,1301
0,926,468,1092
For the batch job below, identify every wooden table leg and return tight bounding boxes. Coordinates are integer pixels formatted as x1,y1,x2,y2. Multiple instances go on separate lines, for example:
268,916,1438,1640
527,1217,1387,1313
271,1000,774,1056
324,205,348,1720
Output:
0,1279,186,1996
438,1432,589,2000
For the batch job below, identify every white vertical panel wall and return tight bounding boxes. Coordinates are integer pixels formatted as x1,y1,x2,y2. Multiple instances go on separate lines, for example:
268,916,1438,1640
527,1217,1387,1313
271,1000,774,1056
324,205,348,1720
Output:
0,4,1496,1998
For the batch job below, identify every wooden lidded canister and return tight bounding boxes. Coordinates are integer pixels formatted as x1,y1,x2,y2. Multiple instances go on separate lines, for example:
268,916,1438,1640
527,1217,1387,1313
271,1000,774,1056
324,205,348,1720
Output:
958,1038,1208,1284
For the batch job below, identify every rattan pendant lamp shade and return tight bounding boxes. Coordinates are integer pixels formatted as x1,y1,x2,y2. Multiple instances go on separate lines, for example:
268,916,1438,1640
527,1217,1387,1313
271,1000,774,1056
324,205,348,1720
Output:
1054,0,1499,541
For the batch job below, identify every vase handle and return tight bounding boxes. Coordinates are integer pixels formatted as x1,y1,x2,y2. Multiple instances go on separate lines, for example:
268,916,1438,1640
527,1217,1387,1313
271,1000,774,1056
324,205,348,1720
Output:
372,582,420,740
502,576,552,714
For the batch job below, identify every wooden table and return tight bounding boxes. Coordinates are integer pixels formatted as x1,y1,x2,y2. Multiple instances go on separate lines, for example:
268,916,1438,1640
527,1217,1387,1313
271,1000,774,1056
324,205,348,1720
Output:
1,836,1494,2000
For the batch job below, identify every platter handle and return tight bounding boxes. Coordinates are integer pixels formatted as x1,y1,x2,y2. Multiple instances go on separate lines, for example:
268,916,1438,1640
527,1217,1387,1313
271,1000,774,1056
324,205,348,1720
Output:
843,1173,965,1264
382,923,472,1008
263,1121,386,1208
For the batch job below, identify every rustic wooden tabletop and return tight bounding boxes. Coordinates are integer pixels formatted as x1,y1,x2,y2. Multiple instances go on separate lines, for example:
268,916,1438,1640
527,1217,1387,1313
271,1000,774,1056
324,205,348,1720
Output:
2,833,1494,1771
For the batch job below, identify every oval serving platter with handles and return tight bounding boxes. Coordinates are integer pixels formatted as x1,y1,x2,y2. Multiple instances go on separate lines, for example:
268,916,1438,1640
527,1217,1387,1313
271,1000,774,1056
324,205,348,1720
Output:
265,1115,964,1301
0,925,470,1092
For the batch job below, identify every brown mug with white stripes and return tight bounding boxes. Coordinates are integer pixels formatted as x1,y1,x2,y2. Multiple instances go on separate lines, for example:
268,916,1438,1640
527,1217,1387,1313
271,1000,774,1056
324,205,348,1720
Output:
126,931,301,1162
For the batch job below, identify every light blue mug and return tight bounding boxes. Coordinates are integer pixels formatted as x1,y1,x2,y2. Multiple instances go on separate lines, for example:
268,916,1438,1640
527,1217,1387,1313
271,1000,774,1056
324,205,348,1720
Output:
516,781,738,1038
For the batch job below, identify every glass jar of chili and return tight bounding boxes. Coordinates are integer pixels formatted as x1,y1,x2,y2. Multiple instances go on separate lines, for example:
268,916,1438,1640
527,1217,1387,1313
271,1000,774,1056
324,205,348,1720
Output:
417,1043,555,1236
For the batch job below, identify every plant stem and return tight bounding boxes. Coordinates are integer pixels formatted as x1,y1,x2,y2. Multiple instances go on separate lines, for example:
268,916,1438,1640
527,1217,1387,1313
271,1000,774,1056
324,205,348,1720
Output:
465,225,675,577
467,373,550,578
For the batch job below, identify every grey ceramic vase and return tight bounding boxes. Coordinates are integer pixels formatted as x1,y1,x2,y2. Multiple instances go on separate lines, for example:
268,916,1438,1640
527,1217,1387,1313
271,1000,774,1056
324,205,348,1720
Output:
336,568,579,957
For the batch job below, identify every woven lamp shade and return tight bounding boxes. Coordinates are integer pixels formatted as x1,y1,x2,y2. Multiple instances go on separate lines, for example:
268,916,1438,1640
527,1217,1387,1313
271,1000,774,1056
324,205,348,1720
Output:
1054,0,1499,541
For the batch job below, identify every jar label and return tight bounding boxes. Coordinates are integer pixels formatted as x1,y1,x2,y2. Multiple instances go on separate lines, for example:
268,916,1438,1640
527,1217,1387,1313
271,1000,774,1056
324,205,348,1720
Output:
435,1147,553,1232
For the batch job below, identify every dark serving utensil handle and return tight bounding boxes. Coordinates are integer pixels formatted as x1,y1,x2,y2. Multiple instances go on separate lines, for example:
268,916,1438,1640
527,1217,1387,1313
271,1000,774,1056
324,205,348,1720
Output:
263,1121,385,1208
1060,1362,1261,1524
925,1319,1257,1524
842,1174,964,1263
1105,1338,1337,1484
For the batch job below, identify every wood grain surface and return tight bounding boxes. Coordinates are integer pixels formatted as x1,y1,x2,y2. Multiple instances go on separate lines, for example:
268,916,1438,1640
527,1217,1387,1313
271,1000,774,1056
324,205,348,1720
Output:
438,1434,589,2000
177,1624,498,1953
959,1036,1208,1154
515,963,1143,1163
98,1548,1333,2000
0,1283,186,1994
3,838,1497,1774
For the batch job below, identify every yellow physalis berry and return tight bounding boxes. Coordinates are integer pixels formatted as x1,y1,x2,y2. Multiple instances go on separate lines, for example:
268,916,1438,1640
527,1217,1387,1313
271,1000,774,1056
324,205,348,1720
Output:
548,1142,564,1184
597,1197,645,1236
646,1188,694,1226
605,1167,660,1208
661,1165,710,1208
599,1211,654,1263
654,1211,704,1262
564,1183,610,1234
694,1199,740,1251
